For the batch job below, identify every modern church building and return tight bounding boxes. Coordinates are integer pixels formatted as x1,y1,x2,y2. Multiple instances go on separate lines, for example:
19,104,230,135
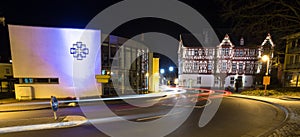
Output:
8,25,157,99
9,25,101,99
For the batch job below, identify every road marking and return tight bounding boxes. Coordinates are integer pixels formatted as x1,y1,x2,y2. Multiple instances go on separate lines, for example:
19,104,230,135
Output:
114,107,140,112
136,111,182,122
161,98,211,109
136,115,163,121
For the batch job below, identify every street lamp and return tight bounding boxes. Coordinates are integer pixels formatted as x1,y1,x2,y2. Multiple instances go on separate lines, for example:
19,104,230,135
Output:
262,55,270,75
262,55,270,96
169,66,174,72
160,69,165,74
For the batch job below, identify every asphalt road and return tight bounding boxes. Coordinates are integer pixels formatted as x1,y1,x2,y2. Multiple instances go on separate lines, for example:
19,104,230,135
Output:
0,94,286,137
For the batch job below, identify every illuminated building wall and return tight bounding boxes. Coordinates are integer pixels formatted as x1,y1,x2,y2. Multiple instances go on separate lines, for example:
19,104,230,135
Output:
178,34,274,89
8,25,101,99
101,35,149,96
148,53,159,92
282,32,300,87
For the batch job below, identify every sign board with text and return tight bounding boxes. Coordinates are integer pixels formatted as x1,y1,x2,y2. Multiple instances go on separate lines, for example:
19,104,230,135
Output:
95,75,111,83
263,76,271,85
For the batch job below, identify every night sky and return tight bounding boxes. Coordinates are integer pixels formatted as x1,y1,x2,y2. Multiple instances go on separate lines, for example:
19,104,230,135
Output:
0,0,231,63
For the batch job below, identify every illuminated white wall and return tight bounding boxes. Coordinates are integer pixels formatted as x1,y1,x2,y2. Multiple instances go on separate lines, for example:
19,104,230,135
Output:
9,25,101,99
224,75,254,88
179,74,214,88
179,74,253,88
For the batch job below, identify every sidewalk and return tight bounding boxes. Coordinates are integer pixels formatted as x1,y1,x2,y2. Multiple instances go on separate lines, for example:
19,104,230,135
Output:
0,115,87,134
0,91,171,112
0,99,73,112
0,92,170,133
230,94,300,137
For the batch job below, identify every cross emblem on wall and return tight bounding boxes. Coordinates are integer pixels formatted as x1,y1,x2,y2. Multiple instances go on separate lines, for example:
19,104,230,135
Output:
70,42,89,60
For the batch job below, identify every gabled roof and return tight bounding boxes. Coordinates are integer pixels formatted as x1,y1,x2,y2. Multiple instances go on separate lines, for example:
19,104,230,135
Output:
261,33,275,48
217,34,234,48
180,34,203,47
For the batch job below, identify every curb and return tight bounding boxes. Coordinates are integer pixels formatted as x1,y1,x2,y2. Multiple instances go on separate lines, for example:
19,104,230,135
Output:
229,95,290,137
0,94,168,112
0,104,76,113
0,115,87,134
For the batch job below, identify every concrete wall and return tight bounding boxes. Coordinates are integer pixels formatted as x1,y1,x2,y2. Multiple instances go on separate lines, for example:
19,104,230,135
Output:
179,74,254,88
179,74,214,88
224,75,254,88
9,25,101,99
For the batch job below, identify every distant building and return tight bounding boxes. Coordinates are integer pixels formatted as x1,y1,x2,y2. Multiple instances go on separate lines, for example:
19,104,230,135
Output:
0,63,12,79
101,35,150,96
282,32,300,87
178,34,274,89
0,63,13,90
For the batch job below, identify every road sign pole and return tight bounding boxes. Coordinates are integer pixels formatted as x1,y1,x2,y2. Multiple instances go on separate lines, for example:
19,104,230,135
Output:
53,111,57,120
50,96,59,120
263,76,270,96
264,84,267,96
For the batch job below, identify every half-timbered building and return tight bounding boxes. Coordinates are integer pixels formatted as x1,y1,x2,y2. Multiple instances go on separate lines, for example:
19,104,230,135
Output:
178,34,274,89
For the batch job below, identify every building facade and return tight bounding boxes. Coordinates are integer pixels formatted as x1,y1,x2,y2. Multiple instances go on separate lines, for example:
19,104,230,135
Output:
282,32,300,87
9,25,101,99
178,34,274,89
0,63,13,91
101,35,150,96
9,25,153,99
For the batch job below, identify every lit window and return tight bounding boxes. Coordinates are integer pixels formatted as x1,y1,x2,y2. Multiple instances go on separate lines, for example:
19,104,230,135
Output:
208,49,213,56
239,63,244,72
194,50,199,56
225,48,229,56
215,79,219,84
239,50,243,56
230,77,235,84
222,62,227,71
250,49,255,56
246,63,251,73
221,48,225,56
201,49,205,56
232,63,237,72
234,49,239,56
208,63,212,71
21,78,59,84
194,62,198,71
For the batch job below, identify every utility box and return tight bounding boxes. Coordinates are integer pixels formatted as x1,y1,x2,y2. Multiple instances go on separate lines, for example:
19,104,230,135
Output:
15,86,33,100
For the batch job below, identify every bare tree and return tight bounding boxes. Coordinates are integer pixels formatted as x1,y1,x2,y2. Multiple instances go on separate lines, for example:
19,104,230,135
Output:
219,0,300,46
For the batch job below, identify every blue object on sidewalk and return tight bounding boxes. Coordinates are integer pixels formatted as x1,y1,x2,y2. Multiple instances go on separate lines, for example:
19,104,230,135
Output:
50,96,58,112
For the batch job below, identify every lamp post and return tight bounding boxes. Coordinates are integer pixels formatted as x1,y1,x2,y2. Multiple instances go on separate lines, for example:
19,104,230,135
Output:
262,55,270,76
160,69,165,85
262,55,270,96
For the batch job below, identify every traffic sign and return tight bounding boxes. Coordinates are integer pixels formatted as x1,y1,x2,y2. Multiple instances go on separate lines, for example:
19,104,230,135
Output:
50,96,59,112
95,75,111,83
263,76,270,85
